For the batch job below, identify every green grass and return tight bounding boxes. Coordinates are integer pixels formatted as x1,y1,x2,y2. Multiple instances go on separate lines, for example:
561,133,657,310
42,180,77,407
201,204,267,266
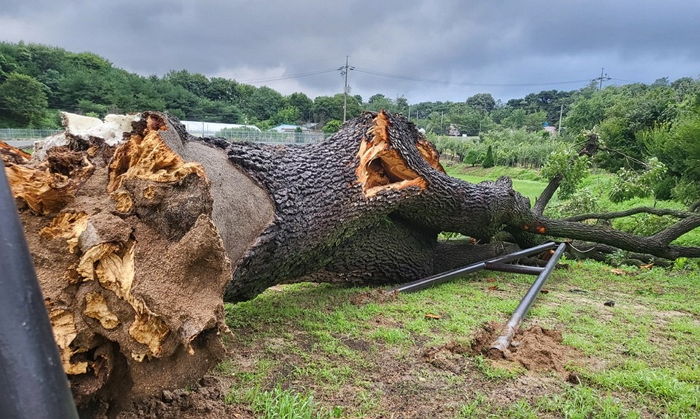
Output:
444,163,548,203
537,386,638,419
219,258,699,417
249,386,319,419
216,164,699,417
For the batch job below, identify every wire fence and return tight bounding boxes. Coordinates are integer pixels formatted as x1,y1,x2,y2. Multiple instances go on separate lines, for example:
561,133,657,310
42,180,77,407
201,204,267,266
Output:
200,130,326,144
0,128,63,140
0,128,327,145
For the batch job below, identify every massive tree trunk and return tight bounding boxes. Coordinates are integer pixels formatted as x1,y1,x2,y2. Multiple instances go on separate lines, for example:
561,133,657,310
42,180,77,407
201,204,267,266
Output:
2,110,698,408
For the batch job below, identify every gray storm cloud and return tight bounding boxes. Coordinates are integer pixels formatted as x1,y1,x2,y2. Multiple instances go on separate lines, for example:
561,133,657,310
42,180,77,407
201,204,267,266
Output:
1,0,698,101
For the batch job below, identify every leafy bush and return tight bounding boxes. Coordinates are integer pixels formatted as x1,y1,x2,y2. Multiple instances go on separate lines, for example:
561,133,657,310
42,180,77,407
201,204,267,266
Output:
546,188,600,218
482,145,495,168
672,179,700,205
609,157,667,203
541,147,590,199
653,176,676,201
612,213,677,236
322,120,342,134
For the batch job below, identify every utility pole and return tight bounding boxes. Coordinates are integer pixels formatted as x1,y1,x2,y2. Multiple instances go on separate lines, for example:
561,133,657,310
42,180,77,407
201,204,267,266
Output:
593,67,611,90
557,103,564,134
338,56,355,123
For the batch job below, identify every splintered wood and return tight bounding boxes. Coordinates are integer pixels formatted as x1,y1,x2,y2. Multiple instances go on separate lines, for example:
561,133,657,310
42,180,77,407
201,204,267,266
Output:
0,114,230,405
356,111,429,196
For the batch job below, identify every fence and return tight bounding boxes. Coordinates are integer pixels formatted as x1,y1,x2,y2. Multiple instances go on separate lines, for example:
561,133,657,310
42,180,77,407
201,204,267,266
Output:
0,128,63,140
198,130,326,144
0,128,326,145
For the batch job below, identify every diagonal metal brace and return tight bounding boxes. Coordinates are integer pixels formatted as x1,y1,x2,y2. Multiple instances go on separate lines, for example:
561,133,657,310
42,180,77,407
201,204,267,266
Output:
488,242,567,357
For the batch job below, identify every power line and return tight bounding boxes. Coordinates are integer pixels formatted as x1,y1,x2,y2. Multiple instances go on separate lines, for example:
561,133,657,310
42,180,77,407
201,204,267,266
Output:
353,68,593,87
237,68,338,84
610,77,638,83
232,63,640,92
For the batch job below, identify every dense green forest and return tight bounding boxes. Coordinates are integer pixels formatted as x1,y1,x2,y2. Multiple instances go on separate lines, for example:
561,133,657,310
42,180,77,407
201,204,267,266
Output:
0,42,698,204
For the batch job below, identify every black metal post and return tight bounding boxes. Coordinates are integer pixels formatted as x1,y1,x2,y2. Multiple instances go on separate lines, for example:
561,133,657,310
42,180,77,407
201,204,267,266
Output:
0,161,78,418
489,242,567,356
390,241,557,293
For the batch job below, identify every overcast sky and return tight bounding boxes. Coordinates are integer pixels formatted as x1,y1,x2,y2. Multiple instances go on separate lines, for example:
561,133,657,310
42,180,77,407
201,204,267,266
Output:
2,0,699,102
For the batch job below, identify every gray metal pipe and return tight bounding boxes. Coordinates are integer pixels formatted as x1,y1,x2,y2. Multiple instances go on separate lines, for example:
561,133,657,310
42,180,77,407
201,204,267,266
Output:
0,161,79,418
488,242,567,356
484,262,544,275
390,241,557,293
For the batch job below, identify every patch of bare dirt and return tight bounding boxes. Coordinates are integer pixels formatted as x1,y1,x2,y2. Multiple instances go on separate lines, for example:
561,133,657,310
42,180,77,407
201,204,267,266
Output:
471,322,584,376
349,289,398,305
422,341,469,373
488,374,565,406
99,376,250,419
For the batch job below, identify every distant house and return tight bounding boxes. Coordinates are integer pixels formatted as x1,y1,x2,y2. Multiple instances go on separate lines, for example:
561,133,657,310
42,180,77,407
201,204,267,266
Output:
269,124,309,133
447,124,461,137
181,120,260,137
543,126,558,136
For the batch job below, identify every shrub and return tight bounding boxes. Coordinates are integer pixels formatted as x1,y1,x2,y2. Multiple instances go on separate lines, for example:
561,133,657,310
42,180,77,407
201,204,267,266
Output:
653,176,676,201
482,145,495,168
322,119,342,134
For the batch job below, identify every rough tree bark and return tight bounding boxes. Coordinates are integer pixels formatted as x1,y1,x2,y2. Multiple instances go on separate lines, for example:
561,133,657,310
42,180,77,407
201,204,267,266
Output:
2,110,698,408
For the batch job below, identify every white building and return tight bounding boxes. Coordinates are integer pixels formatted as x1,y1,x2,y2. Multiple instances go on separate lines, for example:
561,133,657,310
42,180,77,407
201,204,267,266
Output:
181,120,260,137
269,124,309,133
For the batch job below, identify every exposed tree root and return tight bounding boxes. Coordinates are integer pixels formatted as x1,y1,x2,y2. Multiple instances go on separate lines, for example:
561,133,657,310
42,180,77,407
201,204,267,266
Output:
2,114,229,408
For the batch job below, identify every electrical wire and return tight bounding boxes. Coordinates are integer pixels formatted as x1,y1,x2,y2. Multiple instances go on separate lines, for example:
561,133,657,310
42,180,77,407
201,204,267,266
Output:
610,77,638,83
354,68,593,87
232,64,615,88
237,68,338,84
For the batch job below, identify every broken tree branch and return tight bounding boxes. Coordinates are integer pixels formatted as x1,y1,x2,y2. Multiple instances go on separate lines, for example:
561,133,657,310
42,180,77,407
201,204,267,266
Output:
563,206,694,222
526,215,700,259
532,174,562,216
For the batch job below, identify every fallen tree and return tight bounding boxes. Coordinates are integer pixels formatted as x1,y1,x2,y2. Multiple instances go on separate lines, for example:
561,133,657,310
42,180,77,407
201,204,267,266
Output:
2,110,698,409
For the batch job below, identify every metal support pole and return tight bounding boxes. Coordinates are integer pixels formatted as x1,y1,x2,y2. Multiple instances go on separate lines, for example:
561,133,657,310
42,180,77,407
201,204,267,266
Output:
390,242,557,293
0,161,78,418
488,242,567,357
484,262,544,275
343,56,348,123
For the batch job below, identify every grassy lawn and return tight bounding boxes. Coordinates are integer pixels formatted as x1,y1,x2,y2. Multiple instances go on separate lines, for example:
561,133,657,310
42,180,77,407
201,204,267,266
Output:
219,262,699,417
444,164,548,203
213,165,699,417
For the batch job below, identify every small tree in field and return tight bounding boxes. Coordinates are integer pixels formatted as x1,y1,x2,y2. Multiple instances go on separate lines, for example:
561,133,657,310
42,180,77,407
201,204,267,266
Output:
322,119,342,134
482,145,495,168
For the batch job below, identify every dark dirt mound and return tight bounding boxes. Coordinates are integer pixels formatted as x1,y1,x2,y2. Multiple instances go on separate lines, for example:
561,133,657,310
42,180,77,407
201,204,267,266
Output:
83,376,250,418
470,322,582,376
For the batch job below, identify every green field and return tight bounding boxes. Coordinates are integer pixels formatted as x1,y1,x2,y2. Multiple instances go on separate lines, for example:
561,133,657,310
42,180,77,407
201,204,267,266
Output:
445,164,700,247
444,164,549,203
215,166,700,417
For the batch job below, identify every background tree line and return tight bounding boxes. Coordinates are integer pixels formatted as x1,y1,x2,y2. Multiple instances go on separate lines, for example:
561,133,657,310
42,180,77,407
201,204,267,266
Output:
0,42,698,203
